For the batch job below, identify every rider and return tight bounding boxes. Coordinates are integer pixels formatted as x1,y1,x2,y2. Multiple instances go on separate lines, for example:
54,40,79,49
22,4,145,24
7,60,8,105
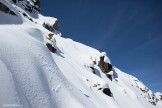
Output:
46,33,57,53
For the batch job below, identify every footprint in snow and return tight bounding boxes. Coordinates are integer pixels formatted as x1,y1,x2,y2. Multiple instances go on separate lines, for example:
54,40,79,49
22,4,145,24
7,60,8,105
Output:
55,84,62,93
49,75,53,83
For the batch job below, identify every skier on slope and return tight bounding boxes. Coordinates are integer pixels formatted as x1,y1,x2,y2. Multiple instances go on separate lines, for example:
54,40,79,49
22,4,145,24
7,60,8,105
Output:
46,33,57,53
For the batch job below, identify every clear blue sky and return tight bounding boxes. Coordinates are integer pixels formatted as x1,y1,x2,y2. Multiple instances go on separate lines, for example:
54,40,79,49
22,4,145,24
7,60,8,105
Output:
41,0,162,92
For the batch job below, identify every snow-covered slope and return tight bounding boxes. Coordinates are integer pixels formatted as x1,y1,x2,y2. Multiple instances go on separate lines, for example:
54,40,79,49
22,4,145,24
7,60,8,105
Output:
0,0,162,108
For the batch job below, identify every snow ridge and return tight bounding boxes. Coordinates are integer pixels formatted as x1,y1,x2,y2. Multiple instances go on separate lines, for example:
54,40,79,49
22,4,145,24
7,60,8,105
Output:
0,0,162,108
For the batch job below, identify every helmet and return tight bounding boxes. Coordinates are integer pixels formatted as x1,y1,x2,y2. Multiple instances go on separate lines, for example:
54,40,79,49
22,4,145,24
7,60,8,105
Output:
48,33,54,39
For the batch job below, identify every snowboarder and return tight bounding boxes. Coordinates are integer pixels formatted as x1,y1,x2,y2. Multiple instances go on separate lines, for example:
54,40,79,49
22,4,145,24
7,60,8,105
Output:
46,33,57,53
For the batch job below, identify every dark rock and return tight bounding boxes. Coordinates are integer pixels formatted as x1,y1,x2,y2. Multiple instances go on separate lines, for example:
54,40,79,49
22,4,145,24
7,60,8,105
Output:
12,0,17,3
93,61,96,64
160,95,162,100
25,5,32,13
53,20,59,31
84,94,90,98
0,2,16,16
90,67,95,74
97,83,100,86
16,0,41,13
103,88,112,97
9,11,16,15
93,84,97,87
33,0,41,12
150,101,156,106
106,74,112,81
35,0,40,7
22,12,33,22
43,22,55,32
98,56,112,73
140,88,146,93
29,18,33,22
22,12,27,17
43,20,59,32
98,88,102,90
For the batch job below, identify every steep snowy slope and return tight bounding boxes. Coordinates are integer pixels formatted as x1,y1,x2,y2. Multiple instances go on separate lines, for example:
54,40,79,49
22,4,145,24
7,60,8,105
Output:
0,0,162,108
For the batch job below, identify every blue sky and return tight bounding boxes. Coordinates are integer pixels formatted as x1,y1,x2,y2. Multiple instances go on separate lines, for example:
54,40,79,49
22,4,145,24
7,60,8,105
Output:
41,0,162,92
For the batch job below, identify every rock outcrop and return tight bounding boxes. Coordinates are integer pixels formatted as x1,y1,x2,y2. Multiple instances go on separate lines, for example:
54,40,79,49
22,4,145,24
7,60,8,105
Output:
53,20,59,31
0,2,16,16
98,56,112,73
43,19,59,32
132,77,162,106
103,88,112,97
12,0,41,12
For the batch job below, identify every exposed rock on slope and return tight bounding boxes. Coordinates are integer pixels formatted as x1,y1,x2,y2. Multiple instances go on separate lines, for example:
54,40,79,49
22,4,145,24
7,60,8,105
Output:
43,19,59,32
0,2,16,15
12,0,40,12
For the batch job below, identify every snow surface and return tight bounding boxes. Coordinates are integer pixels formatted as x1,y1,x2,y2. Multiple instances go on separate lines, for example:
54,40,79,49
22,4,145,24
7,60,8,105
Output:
0,0,162,108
